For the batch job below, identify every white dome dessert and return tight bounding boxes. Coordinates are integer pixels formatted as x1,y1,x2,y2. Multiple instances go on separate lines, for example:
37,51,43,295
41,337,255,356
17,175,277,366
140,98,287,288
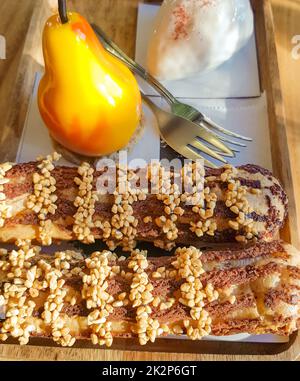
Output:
147,0,254,81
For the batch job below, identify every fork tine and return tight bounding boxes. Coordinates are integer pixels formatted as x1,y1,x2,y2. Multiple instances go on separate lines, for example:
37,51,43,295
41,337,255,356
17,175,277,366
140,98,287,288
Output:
190,138,228,163
202,117,252,141
218,136,247,147
214,149,238,156
197,124,234,156
180,146,217,168
203,160,217,168
203,130,247,147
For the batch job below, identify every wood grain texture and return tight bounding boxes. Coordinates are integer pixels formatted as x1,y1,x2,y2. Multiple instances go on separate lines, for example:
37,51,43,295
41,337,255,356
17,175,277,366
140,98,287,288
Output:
252,0,299,248
0,0,299,361
271,0,300,248
0,0,35,160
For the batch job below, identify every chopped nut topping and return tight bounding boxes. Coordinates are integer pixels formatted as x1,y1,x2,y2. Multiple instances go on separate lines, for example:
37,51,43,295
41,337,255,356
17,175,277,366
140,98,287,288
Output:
152,296,161,308
0,244,84,347
153,239,176,251
101,166,147,252
0,162,13,227
128,249,161,345
81,250,115,347
159,298,175,311
73,162,98,244
42,255,75,347
143,216,152,224
172,246,218,339
0,240,40,345
220,165,257,242
26,153,61,245
183,163,217,238
148,163,184,250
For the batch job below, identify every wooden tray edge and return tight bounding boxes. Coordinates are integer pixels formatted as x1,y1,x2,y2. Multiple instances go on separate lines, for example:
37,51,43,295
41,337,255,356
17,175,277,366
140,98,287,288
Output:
0,1,47,163
1,333,299,361
253,0,300,249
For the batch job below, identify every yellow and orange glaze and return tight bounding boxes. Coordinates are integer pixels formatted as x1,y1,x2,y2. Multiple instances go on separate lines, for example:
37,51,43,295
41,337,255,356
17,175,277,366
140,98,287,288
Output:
38,12,141,156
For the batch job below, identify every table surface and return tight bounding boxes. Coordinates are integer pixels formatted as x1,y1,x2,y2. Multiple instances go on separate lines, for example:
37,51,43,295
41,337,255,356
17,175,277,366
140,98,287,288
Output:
0,0,299,361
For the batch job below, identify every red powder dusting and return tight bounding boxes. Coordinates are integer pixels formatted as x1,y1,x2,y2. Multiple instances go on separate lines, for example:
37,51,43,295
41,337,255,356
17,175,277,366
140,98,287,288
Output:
198,0,217,9
172,1,217,41
172,5,189,41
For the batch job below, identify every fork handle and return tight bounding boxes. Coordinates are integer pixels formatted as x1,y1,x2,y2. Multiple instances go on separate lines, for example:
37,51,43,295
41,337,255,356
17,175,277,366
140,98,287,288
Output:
92,24,178,105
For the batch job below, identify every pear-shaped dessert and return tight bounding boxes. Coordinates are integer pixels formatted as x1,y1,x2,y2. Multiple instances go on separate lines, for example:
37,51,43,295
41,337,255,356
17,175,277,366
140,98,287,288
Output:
38,10,141,157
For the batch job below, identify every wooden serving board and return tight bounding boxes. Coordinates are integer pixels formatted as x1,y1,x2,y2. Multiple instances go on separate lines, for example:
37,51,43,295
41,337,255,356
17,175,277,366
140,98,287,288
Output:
0,0,299,361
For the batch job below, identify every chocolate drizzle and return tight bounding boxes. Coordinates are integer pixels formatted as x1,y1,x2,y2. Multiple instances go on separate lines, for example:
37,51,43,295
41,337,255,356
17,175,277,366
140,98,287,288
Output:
0,240,299,341
0,163,288,247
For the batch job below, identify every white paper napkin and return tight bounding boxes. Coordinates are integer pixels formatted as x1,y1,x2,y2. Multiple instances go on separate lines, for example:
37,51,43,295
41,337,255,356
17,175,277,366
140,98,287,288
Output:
133,2,272,170
159,95,272,169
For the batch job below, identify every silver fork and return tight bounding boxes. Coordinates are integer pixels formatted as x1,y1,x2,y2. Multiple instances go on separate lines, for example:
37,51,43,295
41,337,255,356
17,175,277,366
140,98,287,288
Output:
141,92,225,167
92,25,252,153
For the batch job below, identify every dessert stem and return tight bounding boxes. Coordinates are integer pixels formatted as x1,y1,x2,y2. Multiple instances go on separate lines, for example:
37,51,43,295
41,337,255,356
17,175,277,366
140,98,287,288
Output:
58,0,68,24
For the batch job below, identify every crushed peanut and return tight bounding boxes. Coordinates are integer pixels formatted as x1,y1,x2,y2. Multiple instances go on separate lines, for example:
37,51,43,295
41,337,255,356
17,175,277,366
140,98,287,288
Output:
100,166,147,252
184,162,217,238
172,246,218,339
220,165,257,242
0,240,40,345
128,249,162,345
81,250,114,347
143,216,152,224
149,163,182,251
73,162,98,244
26,152,61,245
0,162,13,227
159,298,175,311
42,252,75,347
